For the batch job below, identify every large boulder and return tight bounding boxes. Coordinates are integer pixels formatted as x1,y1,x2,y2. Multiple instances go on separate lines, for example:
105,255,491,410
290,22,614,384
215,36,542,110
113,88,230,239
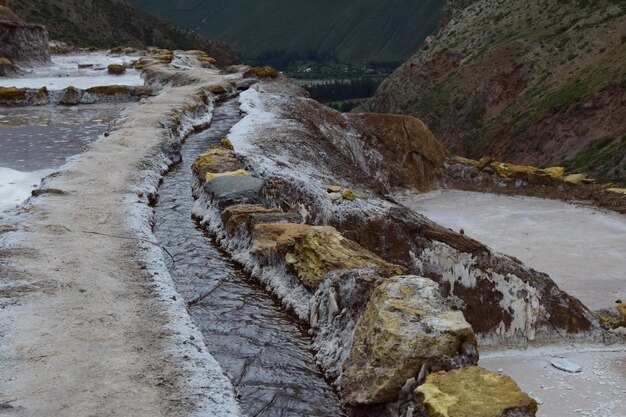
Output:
414,366,537,417
191,147,242,181
203,175,265,209
341,276,477,406
59,86,83,105
346,113,447,192
252,223,406,289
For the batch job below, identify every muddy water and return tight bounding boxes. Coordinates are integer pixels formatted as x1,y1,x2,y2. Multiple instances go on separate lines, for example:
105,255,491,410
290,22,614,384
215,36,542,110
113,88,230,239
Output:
153,99,344,417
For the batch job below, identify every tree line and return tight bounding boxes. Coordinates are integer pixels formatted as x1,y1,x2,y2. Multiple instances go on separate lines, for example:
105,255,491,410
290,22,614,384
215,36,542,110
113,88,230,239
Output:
305,78,382,103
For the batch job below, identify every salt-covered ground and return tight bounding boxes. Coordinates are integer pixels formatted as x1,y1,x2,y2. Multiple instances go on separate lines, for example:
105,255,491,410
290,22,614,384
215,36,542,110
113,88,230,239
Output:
0,52,143,90
0,166,53,212
397,190,626,311
0,60,243,416
0,104,128,212
481,345,626,417
400,189,626,416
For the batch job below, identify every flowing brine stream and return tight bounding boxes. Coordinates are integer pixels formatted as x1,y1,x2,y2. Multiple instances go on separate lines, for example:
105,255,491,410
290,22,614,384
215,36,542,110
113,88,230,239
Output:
153,99,344,417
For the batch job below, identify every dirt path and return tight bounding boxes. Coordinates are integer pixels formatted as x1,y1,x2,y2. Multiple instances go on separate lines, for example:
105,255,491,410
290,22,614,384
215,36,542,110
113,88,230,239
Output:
0,67,242,416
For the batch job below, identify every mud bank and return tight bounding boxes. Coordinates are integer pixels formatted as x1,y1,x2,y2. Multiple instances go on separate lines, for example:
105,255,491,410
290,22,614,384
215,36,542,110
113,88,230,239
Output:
0,52,242,416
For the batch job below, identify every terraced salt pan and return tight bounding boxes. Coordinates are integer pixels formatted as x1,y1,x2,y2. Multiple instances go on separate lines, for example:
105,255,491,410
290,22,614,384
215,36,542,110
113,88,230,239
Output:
397,190,626,311
0,52,143,90
481,345,626,417
0,166,54,212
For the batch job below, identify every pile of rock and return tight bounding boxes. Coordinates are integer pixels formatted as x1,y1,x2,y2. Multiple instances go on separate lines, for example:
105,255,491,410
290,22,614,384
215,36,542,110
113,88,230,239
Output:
0,5,50,66
447,155,626,214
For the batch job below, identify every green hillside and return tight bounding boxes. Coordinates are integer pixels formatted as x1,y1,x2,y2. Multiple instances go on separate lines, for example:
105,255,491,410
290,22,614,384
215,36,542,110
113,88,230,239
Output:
130,0,445,66
363,0,626,184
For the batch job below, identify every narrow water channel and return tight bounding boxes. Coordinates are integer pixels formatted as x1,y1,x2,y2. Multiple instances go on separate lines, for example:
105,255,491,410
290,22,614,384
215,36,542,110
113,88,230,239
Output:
153,99,344,417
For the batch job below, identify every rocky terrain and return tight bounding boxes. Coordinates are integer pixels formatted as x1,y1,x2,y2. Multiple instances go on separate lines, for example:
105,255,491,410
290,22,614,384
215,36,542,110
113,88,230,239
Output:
189,74,625,414
0,5,49,67
0,11,624,417
362,0,626,185
11,0,239,65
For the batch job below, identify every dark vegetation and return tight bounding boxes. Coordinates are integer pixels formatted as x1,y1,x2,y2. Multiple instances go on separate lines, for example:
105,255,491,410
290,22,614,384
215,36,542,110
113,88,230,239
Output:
130,0,445,68
563,134,626,186
304,78,383,112
306,78,381,102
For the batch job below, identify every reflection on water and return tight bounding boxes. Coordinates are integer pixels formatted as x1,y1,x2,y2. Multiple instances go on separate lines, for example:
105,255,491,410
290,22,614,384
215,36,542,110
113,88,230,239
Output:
153,99,345,417
0,103,131,171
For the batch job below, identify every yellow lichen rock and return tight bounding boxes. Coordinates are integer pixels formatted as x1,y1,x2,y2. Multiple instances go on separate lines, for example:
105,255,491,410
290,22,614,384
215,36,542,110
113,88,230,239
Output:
220,137,234,150
341,189,357,201
192,149,236,171
476,156,495,170
107,64,126,75
244,66,279,78
86,85,129,95
598,303,626,330
0,86,27,101
491,162,539,178
564,173,587,184
199,55,217,65
342,276,477,406
252,223,406,289
449,156,478,166
607,187,626,195
415,367,537,417
542,166,565,179
192,147,242,181
327,185,342,193
221,204,282,235
205,169,250,182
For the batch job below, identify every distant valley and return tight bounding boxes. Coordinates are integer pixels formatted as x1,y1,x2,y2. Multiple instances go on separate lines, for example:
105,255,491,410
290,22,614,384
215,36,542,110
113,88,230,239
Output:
130,0,445,70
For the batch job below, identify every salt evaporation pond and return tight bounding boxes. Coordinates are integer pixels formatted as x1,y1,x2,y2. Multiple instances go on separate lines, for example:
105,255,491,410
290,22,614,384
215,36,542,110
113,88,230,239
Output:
0,52,143,90
399,189,626,417
0,103,131,211
398,189,626,311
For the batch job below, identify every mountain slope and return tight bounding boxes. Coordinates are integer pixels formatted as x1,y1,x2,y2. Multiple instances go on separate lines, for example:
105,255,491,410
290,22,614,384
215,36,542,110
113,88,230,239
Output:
130,0,445,66
362,0,626,184
11,0,239,65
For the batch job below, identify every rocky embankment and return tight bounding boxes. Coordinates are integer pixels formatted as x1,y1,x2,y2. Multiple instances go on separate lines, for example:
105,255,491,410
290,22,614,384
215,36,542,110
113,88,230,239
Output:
446,156,626,214
0,5,50,72
186,74,623,415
